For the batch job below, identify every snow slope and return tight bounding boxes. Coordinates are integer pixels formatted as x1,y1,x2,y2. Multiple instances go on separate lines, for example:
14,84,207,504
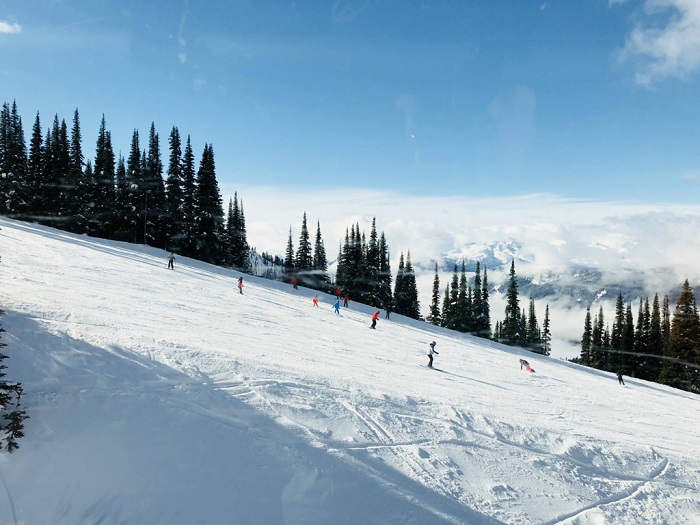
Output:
0,217,698,525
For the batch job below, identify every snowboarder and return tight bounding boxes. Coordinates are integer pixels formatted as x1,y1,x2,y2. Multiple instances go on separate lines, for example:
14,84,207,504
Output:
343,294,349,307
370,310,379,329
333,300,340,315
237,277,243,294
427,341,438,368
617,371,625,385
519,358,535,373
167,252,175,270
312,295,319,307
291,277,298,290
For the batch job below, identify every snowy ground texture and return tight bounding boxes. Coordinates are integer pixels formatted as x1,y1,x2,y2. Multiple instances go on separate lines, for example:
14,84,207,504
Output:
0,217,699,525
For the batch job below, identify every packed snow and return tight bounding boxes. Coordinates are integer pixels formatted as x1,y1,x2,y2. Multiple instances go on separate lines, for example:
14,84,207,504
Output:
0,217,698,524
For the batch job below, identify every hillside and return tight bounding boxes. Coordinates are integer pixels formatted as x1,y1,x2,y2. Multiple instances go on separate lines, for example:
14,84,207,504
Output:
0,217,698,524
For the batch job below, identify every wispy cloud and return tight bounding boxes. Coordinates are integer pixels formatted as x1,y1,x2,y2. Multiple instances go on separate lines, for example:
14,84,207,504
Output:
0,20,22,34
617,0,700,86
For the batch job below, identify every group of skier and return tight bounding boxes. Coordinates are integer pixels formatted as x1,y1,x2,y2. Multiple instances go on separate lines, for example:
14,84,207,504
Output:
166,252,628,383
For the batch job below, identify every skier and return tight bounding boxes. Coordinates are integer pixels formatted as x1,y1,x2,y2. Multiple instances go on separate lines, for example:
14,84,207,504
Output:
237,277,243,294
617,371,625,385
312,295,319,307
167,252,175,270
427,341,438,368
370,310,379,329
343,294,349,307
333,300,340,315
335,287,342,299
291,277,298,290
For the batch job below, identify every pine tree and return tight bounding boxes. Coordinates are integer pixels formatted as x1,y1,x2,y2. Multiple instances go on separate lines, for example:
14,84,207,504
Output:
193,144,224,264
581,306,593,365
64,109,85,232
393,251,420,319
441,284,451,328
295,212,313,286
502,260,521,345
527,298,540,349
112,154,130,241
456,263,468,332
479,268,491,338
472,262,483,332
144,122,166,246
180,135,197,257
364,218,381,304
393,252,406,315
26,112,44,220
0,101,27,216
124,128,144,243
0,308,28,452
312,220,328,291
427,263,442,326
164,126,184,251
378,233,392,311
610,291,625,372
444,264,459,330
660,280,700,392
541,304,551,356
90,115,116,238
229,193,249,270
647,293,664,381
591,307,604,369
284,227,295,282
622,304,635,375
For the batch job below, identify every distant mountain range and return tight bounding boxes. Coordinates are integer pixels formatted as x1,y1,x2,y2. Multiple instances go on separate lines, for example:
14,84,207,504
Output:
434,240,689,308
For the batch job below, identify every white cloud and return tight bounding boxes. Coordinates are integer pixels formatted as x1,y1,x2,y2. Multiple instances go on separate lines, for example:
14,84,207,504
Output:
227,186,700,288
618,0,700,85
0,20,22,34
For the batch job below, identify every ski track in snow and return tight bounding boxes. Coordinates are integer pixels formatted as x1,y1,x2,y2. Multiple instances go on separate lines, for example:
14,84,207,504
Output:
1,217,700,524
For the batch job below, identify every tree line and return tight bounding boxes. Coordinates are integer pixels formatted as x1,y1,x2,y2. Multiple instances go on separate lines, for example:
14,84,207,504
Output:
425,258,550,353
281,214,423,319
576,280,700,394
0,100,249,268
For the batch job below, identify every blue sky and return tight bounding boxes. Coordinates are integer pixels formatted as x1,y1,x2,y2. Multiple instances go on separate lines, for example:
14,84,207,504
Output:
2,0,700,202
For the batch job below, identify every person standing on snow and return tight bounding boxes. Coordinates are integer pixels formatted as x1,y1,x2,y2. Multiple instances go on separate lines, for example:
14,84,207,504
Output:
333,300,340,315
343,294,349,307
291,277,298,289
427,341,438,368
237,277,243,294
617,371,625,385
167,252,175,270
370,310,379,329
312,295,319,307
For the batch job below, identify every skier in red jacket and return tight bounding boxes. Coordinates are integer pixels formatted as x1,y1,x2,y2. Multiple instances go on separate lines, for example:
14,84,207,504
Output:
370,311,379,329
